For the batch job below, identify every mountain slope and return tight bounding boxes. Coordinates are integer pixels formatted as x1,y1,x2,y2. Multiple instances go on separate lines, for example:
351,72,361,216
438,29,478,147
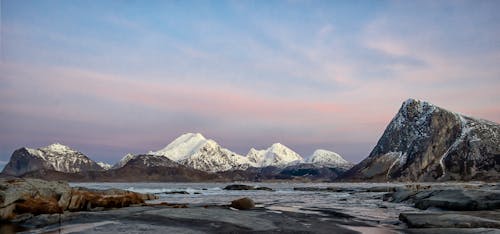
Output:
2,143,103,176
149,133,251,172
246,143,304,167
341,98,500,182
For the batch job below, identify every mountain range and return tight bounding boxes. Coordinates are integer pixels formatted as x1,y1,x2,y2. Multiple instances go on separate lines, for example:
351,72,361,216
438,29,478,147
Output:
1,98,498,182
1,133,352,181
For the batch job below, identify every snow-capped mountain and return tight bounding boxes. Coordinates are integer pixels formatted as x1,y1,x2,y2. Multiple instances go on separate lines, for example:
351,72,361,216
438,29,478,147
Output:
97,162,112,170
341,98,500,182
148,133,251,172
246,143,304,168
2,143,103,176
307,149,353,169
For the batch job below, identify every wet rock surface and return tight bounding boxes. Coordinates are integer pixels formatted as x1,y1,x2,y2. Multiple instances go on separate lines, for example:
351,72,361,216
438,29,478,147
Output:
399,213,500,228
9,205,389,234
385,187,500,211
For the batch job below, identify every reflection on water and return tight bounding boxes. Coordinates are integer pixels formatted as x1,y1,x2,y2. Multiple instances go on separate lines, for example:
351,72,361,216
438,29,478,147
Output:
70,182,421,223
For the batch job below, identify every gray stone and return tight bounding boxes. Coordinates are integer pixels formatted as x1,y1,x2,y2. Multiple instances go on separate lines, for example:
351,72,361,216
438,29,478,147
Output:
400,213,500,228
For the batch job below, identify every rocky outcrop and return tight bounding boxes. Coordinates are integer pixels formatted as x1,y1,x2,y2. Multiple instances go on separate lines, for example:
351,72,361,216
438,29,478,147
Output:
341,98,500,182
384,188,500,211
0,178,156,221
2,143,104,176
400,213,500,228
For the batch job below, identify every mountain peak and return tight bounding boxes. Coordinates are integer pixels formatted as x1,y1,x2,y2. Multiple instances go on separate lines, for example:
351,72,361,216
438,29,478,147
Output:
149,133,210,161
247,143,304,167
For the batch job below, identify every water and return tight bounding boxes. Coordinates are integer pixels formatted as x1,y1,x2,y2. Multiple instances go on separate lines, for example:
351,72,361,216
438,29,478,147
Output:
70,182,423,224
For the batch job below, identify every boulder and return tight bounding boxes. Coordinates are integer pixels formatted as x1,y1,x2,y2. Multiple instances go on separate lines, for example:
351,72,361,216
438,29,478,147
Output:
230,197,255,210
400,213,500,228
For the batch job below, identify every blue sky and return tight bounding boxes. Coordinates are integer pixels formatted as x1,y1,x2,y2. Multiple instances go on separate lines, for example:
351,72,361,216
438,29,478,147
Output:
1,0,499,167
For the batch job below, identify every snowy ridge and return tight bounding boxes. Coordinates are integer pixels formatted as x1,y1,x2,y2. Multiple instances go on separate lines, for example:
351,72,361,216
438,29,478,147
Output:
307,149,353,169
246,143,304,168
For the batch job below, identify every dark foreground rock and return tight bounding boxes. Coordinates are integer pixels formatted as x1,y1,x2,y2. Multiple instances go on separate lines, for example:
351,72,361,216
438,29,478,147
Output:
0,178,156,221
399,213,500,228
385,188,500,211
223,184,273,191
230,197,255,210
6,204,394,234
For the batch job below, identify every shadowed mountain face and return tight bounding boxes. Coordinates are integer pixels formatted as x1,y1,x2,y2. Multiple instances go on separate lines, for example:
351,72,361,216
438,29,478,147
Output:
341,99,500,182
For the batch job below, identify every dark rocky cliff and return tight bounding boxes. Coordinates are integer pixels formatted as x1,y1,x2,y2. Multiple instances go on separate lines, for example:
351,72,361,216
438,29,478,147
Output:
341,98,499,182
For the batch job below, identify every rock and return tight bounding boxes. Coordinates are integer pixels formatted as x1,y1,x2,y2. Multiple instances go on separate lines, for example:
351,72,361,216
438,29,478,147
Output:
67,187,148,211
224,184,255,190
404,228,500,234
366,186,399,192
0,178,156,221
255,187,273,191
0,178,71,220
230,197,255,210
163,191,189,195
414,189,500,211
224,184,273,191
399,213,500,228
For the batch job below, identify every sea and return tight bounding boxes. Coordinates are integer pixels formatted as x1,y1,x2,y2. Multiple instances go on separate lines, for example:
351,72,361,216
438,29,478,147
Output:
70,182,427,224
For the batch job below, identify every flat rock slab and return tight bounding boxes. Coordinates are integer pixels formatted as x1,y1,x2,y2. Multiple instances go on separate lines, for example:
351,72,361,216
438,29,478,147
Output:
145,207,277,231
16,205,375,234
403,228,500,234
399,213,500,228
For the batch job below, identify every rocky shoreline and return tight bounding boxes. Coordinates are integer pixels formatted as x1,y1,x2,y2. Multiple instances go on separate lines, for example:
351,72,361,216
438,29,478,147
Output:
1,179,499,233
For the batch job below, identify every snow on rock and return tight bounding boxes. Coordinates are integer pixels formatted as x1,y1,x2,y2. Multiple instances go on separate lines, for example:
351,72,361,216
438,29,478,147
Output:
2,143,103,176
307,149,353,169
148,133,251,172
341,98,500,182
97,162,112,170
246,143,304,168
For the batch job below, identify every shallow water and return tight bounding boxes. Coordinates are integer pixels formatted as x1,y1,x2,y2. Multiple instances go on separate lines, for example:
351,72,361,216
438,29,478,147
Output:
70,182,428,223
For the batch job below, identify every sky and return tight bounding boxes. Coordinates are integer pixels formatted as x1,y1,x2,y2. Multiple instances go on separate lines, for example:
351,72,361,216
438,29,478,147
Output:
1,0,499,168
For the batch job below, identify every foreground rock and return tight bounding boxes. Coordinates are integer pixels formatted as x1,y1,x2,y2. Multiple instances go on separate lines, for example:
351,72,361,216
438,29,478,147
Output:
384,188,500,211
230,197,255,210
0,178,156,221
10,205,390,234
223,184,273,191
399,213,500,228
